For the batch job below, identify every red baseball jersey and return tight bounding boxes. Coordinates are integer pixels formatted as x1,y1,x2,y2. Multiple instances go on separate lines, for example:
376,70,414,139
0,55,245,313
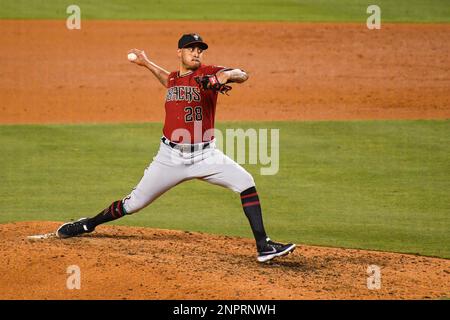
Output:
163,65,226,143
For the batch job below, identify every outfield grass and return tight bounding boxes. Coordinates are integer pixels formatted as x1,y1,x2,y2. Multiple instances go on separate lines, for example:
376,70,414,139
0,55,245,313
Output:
1,121,449,258
0,0,449,22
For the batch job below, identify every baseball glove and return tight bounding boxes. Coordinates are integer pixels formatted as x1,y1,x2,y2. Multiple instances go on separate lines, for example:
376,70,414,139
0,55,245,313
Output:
194,74,232,95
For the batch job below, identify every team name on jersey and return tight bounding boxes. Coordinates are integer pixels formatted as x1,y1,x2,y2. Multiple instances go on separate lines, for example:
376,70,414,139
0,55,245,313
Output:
166,86,201,103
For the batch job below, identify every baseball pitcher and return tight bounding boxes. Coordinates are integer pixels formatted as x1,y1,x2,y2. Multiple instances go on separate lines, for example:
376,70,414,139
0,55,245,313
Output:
56,33,295,262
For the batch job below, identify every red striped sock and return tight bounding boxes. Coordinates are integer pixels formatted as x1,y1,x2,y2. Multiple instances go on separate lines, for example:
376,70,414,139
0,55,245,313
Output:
240,186,267,247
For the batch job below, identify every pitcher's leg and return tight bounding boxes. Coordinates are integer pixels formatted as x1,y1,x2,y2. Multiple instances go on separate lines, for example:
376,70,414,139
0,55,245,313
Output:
239,186,268,249
194,149,296,262
57,158,187,238
195,148,255,193
122,160,187,214
195,150,267,248
86,160,184,229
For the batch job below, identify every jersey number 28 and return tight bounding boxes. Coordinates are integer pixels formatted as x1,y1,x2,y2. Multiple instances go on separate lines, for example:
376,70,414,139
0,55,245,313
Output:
184,106,202,122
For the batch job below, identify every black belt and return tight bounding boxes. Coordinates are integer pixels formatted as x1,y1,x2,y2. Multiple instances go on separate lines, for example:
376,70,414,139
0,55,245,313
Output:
161,137,211,153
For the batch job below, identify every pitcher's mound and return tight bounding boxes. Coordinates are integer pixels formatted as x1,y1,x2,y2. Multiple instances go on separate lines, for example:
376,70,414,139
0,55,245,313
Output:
0,221,448,299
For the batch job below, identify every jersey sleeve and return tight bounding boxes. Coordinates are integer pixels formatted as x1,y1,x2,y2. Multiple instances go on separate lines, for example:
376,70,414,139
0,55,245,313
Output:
166,71,177,88
206,65,231,75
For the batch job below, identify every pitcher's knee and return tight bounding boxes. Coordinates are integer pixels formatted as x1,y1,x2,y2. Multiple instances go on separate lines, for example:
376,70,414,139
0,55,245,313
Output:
122,192,152,215
236,171,255,193
122,198,138,215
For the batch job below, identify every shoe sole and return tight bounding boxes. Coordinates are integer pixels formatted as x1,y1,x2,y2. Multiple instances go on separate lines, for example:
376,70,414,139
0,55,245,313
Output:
257,244,296,263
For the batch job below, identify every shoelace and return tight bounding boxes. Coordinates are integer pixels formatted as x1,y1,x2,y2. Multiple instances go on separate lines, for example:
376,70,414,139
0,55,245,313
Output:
67,221,87,232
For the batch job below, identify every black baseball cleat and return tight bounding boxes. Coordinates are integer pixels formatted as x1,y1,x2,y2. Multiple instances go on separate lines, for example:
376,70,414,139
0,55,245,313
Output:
56,218,95,239
257,238,296,263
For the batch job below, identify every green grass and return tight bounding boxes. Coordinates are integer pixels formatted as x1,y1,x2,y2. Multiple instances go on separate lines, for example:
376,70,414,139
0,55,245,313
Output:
1,121,449,258
0,0,449,22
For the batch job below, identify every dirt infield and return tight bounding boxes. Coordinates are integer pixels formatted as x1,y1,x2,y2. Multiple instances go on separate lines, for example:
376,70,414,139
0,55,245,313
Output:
0,222,448,300
0,20,449,123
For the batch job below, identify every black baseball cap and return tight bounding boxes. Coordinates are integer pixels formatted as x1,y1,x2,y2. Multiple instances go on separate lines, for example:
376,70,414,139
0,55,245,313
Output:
178,33,208,50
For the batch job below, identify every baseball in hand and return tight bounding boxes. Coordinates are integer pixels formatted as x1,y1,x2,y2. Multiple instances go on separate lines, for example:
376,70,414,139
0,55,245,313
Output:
128,53,137,61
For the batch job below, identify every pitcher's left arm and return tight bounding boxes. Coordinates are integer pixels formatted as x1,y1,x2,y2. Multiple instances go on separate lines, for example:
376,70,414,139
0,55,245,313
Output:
217,69,249,84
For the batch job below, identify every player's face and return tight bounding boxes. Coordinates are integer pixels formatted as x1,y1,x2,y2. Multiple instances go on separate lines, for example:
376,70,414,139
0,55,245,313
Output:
178,45,204,70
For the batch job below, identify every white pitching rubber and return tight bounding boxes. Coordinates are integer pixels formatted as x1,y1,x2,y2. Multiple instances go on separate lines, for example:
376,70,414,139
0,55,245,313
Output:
27,232,57,240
